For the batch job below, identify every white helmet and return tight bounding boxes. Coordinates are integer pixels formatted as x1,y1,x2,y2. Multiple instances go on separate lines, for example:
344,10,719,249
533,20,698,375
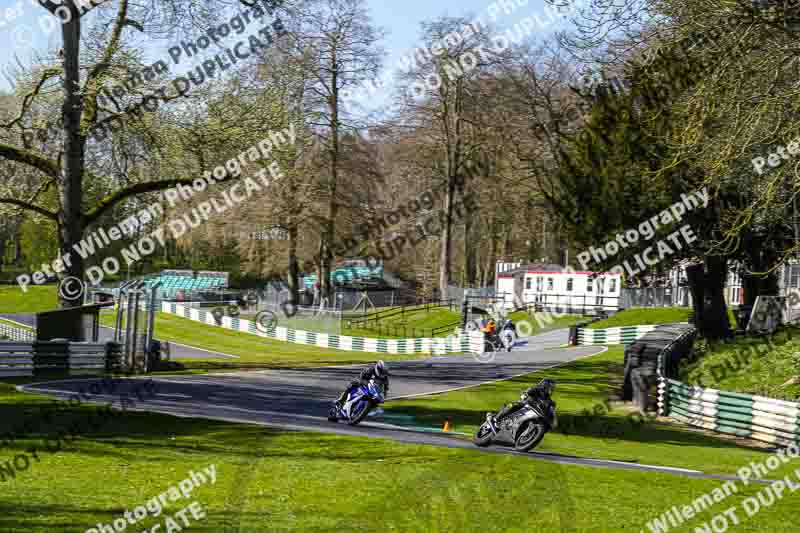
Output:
375,360,388,378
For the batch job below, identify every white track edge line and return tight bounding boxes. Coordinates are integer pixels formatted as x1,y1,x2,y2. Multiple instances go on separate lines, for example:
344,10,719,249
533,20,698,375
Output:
389,346,609,400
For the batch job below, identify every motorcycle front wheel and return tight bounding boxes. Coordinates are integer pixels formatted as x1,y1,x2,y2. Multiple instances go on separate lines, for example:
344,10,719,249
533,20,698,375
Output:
514,421,546,452
327,405,339,422
473,422,494,447
347,399,372,426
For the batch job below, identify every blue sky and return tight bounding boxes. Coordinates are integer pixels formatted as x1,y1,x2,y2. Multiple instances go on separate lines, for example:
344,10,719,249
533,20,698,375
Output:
0,0,566,94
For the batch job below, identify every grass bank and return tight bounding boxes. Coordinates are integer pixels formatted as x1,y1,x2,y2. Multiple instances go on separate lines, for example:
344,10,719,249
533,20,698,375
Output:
0,285,58,314
386,346,793,476
100,312,439,368
1,382,797,532
680,327,800,400
588,307,692,328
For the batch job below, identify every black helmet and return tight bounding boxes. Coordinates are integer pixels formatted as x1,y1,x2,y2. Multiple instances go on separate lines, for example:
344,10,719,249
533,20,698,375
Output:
375,360,388,378
538,378,556,396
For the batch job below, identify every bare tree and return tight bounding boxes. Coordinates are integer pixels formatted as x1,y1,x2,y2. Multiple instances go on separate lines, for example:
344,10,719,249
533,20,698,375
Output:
281,0,385,302
0,0,285,306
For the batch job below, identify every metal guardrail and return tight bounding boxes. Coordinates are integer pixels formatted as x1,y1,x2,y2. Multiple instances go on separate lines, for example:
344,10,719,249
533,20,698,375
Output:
350,320,462,339
0,322,35,342
0,341,118,377
348,300,457,330
648,327,800,447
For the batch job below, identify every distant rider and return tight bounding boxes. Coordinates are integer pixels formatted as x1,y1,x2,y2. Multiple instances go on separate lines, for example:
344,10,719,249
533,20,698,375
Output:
334,360,390,408
486,378,556,433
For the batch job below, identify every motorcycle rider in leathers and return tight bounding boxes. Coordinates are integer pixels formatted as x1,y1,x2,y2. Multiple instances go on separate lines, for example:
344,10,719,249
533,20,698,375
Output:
486,378,556,433
333,360,390,409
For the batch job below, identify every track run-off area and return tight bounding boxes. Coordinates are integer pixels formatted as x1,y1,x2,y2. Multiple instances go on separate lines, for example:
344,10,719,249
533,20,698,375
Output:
18,329,761,484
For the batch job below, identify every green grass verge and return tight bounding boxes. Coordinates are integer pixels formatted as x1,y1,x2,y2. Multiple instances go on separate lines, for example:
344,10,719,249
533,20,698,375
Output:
589,306,738,330
588,307,693,328
0,318,34,331
680,327,800,400
1,383,799,532
386,346,796,476
343,305,461,338
0,285,58,313
99,312,435,368
238,305,461,338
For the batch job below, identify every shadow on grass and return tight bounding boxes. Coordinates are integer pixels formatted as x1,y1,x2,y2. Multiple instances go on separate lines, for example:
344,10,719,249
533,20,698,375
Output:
387,400,768,455
0,501,269,532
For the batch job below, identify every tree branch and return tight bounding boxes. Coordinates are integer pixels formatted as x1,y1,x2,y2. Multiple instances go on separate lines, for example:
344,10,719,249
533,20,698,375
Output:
83,0,129,127
84,174,242,225
0,68,61,130
0,198,58,220
0,143,60,178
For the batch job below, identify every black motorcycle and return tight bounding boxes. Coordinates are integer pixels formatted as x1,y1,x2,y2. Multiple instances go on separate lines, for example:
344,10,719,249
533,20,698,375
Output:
484,333,503,353
473,395,557,452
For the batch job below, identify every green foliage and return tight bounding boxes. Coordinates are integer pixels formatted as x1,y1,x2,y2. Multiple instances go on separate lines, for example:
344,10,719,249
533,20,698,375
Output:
680,327,800,399
17,218,58,272
0,285,58,313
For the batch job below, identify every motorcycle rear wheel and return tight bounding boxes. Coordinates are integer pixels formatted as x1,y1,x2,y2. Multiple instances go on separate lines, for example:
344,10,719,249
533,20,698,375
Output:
474,423,494,447
514,421,546,452
347,399,372,426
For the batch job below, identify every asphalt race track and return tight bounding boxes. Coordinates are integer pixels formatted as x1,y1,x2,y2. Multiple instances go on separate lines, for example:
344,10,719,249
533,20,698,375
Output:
18,329,761,483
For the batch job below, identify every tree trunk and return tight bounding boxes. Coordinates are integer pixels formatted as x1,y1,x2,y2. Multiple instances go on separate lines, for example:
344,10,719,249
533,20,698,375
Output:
287,222,299,307
685,262,705,329
58,9,87,308
704,255,732,341
315,237,325,306
12,226,22,265
487,227,498,288
439,174,454,297
321,49,341,304
741,232,780,323
463,191,478,287
503,225,512,258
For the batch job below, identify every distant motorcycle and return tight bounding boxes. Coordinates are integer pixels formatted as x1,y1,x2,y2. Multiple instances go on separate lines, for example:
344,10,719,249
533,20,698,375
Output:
501,329,515,352
484,334,500,353
474,395,557,452
328,378,385,426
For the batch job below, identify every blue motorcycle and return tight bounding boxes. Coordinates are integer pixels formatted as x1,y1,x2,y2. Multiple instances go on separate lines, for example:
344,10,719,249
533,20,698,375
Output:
328,379,385,426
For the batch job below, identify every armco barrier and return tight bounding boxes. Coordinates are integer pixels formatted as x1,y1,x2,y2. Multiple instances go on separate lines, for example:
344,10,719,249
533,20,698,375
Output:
0,321,35,342
658,379,800,447
0,342,35,377
162,303,484,355
650,326,800,447
577,325,658,345
576,322,692,345
623,323,697,410
0,341,113,377
69,343,108,375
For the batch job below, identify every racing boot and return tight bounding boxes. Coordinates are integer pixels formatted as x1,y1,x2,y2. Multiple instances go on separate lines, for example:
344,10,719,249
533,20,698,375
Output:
486,412,499,434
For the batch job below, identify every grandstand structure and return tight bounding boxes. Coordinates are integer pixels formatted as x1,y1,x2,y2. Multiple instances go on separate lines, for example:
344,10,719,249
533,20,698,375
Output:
301,259,397,289
141,270,229,300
